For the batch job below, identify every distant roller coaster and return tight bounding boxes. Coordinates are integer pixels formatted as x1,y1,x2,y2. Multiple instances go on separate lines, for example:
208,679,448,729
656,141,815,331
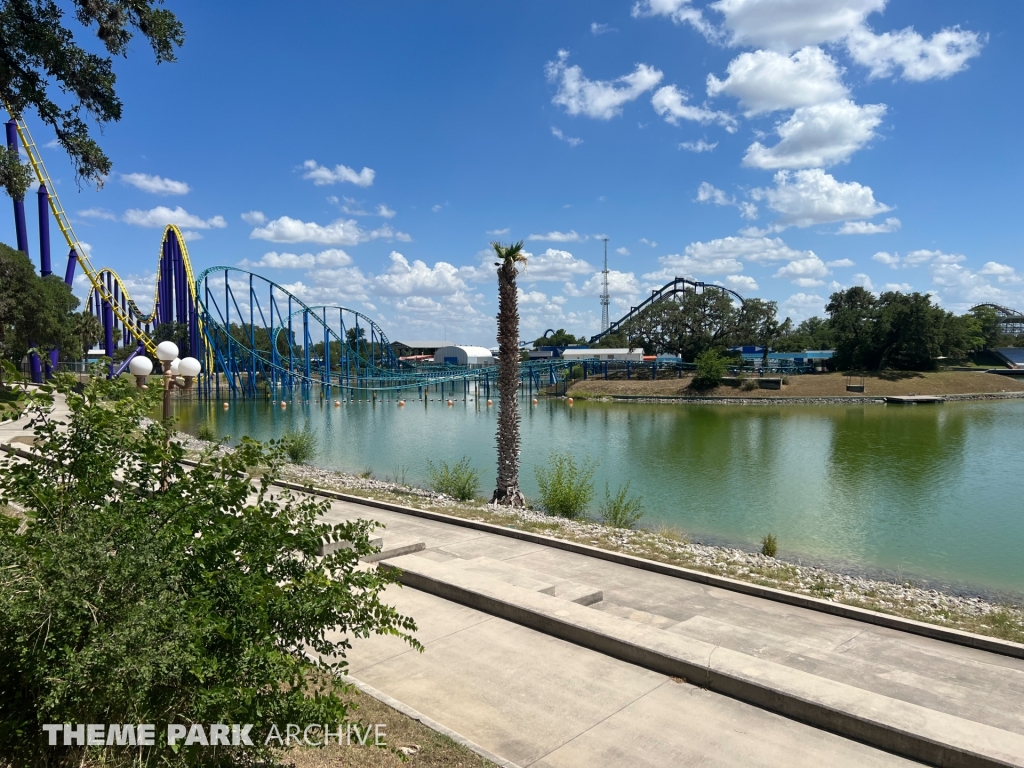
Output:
969,303,1024,336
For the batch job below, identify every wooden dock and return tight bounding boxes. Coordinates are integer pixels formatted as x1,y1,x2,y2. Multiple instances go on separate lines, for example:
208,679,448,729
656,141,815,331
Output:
884,395,945,404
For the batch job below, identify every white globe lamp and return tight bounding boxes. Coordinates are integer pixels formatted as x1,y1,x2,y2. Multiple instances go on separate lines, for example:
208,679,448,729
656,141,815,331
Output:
169,358,181,375
128,355,153,388
155,341,179,362
178,357,201,379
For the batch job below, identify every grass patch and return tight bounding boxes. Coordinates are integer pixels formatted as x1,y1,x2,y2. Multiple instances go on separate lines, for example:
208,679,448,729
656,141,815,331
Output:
426,457,481,501
599,480,645,529
535,452,596,519
196,423,216,441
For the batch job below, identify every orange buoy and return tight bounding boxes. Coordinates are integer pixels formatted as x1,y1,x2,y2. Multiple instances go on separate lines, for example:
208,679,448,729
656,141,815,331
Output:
398,400,405,406
486,399,493,406
334,400,340,406
222,402,229,408
532,398,538,405
280,401,287,408
446,399,453,406
567,397,574,405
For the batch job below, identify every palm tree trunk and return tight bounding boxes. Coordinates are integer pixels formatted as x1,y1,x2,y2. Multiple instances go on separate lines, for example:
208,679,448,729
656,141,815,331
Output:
491,259,525,506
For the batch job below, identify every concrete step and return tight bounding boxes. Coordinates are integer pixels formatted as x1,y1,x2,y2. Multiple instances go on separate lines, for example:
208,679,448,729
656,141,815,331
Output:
401,555,603,606
596,602,678,629
318,535,425,562
381,552,1024,768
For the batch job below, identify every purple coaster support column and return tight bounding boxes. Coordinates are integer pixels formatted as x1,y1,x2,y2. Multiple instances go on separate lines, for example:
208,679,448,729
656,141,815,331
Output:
5,121,30,257
37,184,51,276
64,248,77,286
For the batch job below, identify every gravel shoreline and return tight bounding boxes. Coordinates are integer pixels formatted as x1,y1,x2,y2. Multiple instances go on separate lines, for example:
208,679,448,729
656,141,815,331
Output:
572,391,1024,406
180,433,1024,644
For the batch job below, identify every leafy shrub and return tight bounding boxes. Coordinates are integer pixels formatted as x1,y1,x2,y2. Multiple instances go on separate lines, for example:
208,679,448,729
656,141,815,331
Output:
196,423,216,441
761,533,779,558
740,378,758,391
782,375,791,385
359,467,374,479
693,349,726,389
282,423,317,464
599,480,644,529
426,456,481,500
0,376,418,767
535,452,596,519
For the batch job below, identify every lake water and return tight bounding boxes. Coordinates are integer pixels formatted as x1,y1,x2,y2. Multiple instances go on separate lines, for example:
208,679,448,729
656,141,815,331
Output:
176,395,1024,597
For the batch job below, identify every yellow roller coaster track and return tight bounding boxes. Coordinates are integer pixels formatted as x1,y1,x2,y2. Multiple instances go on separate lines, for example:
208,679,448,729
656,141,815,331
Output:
3,106,188,357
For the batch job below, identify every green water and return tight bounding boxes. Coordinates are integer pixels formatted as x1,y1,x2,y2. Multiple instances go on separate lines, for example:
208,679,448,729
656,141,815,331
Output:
176,396,1024,597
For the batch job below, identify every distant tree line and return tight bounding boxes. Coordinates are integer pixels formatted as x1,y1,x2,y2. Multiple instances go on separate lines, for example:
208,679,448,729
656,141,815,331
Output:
551,285,1013,372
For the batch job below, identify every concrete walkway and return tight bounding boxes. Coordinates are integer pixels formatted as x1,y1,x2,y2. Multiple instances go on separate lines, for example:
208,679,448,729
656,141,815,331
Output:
317,497,1024,767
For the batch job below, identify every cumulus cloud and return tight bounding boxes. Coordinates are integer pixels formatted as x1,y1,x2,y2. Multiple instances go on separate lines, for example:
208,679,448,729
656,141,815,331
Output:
120,172,190,195
773,255,830,283
522,248,593,281
301,160,375,187
376,204,396,218
374,252,466,296
827,258,855,268
567,269,641,297
616,247,631,256
846,25,984,81
872,249,964,269
528,230,585,243
696,182,759,219
644,235,812,281
237,248,352,270
241,210,266,225
837,216,900,235
724,274,759,292
707,47,848,115
651,85,737,131
123,206,226,229
751,169,891,228
250,216,409,245
631,0,715,38
551,126,584,147
711,0,886,51
781,291,828,321
743,100,885,169
680,139,718,152
546,50,663,120
518,289,549,304
487,228,510,236
591,22,616,35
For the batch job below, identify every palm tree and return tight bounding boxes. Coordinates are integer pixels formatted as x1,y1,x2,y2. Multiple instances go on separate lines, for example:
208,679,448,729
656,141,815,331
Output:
491,240,528,506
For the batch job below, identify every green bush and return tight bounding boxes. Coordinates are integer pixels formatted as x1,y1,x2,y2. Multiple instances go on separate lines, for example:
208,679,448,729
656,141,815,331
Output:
599,480,644,529
740,378,758,391
761,533,779,558
282,423,317,464
693,349,726,389
0,376,418,767
535,452,596,519
196,423,216,441
426,456,481,500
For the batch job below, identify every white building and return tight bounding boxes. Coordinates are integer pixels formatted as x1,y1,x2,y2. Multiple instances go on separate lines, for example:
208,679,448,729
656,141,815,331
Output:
433,345,495,366
560,348,644,362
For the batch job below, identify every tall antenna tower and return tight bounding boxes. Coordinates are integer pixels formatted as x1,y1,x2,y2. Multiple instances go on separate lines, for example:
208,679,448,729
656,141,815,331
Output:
600,238,610,332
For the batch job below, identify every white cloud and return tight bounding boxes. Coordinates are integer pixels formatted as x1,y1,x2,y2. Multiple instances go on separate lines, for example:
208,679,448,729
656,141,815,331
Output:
826,258,855,268
640,237,658,247
431,204,444,213
282,265,372,305
616,247,631,256
522,248,593,281
374,252,466,296
518,289,549,304
546,50,663,120
249,216,409,245
837,216,900,235
743,100,886,169
591,22,616,35
852,273,875,290
179,230,202,242
78,207,118,221
872,249,964,269
846,25,984,81
979,262,1018,279
241,210,266,225
696,182,758,219
487,228,510,236
120,172,190,195
551,126,584,147
781,291,827,321
376,204,396,219
680,139,718,152
568,269,641,297
631,0,715,38
301,160,375,187
123,206,227,229
882,282,915,292
872,251,900,267
644,235,812,281
707,47,848,116
237,248,353,270
712,0,885,51
528,230,585,243
751,169,891,228
651,85,737,131
724,274,759,292
773,255,830,283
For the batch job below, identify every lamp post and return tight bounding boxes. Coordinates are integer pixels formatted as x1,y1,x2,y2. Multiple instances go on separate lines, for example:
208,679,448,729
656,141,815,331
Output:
129,341,201,421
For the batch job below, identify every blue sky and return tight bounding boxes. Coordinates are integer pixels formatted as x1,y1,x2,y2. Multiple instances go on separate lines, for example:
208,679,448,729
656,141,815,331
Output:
3,0,1021,346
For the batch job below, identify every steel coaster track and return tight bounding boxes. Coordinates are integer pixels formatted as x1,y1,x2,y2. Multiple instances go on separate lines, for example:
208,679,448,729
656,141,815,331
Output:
3,106,161,355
